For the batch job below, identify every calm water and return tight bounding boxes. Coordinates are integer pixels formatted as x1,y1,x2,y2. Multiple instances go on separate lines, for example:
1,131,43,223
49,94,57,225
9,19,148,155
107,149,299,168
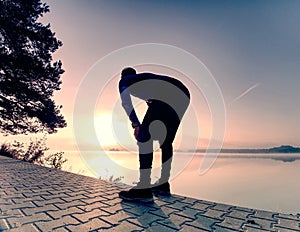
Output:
62,151,300,214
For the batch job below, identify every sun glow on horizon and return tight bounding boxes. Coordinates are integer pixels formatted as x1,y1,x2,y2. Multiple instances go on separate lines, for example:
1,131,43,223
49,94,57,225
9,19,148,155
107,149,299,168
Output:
94,113,119,147
94,111,139,150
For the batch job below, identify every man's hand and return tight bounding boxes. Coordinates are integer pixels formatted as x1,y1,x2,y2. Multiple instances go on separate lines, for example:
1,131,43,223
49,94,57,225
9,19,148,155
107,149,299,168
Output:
134,126,140,140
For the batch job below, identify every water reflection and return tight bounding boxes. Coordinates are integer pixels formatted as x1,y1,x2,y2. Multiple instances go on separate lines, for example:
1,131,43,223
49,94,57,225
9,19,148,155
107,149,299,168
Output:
63,151,300,214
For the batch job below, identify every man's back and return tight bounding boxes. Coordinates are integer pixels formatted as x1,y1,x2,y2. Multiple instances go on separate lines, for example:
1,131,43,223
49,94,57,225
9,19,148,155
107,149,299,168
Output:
119,72,190,100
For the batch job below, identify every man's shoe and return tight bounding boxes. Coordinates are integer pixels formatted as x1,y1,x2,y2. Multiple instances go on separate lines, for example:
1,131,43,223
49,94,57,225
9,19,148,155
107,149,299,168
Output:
119,187,154,203
151,182,171,196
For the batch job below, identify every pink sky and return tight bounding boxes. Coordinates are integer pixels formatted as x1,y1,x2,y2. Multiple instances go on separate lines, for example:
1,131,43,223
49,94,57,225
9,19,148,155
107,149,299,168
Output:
2,1,300,152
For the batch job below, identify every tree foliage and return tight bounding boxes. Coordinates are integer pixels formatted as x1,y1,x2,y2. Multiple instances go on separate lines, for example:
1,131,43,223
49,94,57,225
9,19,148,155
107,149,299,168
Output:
0,0,66,135
0,136,67,170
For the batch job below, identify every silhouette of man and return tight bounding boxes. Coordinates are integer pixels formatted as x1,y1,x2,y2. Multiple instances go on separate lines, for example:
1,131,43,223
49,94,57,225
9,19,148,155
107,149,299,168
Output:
118,67,190,203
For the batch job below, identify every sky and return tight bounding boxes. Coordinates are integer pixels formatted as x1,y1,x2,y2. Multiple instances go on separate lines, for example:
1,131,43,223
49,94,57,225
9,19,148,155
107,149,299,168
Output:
4,0,300,151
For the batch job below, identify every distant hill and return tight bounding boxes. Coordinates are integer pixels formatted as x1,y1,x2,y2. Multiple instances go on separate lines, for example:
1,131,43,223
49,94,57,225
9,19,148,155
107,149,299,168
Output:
192,145,300,153
268,145,300,153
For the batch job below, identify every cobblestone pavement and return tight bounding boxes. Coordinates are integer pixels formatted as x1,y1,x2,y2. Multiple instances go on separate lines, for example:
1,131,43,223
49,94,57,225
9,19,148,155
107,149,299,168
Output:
0,156,299,232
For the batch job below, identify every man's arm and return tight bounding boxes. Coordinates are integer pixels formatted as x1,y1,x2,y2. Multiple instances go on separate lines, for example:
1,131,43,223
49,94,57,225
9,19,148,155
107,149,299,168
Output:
119,78,140,128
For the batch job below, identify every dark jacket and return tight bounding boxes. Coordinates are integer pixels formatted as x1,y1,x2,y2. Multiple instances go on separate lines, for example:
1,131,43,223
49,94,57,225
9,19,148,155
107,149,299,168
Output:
119,73,190,127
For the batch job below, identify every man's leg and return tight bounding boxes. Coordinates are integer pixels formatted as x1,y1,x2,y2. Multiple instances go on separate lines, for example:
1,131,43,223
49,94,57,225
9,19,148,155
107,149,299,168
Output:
137,127,153,189
118,141,154,203
119,108,155,203
151,115,180,196
160,143,173,184
157,97,190,187
136,104,158,189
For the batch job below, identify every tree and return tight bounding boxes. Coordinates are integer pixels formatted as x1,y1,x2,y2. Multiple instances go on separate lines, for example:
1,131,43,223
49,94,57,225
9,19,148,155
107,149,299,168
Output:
0,0,66,135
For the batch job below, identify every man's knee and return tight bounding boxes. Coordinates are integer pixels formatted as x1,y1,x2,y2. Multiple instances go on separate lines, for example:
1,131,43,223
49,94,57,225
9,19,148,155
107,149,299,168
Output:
136,125,151,143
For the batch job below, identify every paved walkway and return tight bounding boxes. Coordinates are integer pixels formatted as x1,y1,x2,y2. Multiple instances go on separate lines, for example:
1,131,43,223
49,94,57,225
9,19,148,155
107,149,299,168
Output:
0,156,299,232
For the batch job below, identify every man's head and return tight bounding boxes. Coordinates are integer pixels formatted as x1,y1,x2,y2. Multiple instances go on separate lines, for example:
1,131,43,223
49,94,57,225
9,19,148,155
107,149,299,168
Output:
121,67,136,78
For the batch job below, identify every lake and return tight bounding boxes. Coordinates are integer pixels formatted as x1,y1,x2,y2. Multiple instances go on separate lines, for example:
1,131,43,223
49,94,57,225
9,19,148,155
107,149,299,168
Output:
62,151,300,215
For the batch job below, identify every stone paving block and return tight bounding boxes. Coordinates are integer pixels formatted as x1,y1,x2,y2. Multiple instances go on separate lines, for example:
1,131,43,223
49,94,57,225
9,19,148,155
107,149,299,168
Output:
0,219,10,231
100,190,120,198
30,186,55,193
135,212,164,226
164,201,190,211
273,217,300,231
275,213,300,221
174,207,202,220
12,196,45,204
101,204,124,215
149,207,179,219
147,221,179,232
78,201,109,212
103,196,123,206
198,199,216,206
158,196,178,204
100,210,136,226
41,193,69,200
0,196,13,206
171,194,186,200
104,219,144,231
33,198,66,207
227,208,254,220
180,224,209,232
214,216,245,231
211,203,233,212
156,219,180,231
47,189,73,196
213,225,241,232
161,213,193,230
245,217,275,230
64,190,91,197
22,191,50,198
154,198,173,207
126,218,149,229
0,193,24,200
67,217,112,231
47,206,85,220
16,188,40,194
0,202,36,211
6,212,52,228
6,223,40,232
60,194,88,203
188,201,212,211
35,215,81,231
52,227,70,232
22,205,60,216
201,208,227,220
121,203,156,216
273,227,300,232
243,224,275,232
82,190,107,199
0,209,24,219
179,197,198,205
252,210,277,221
81,196,108,205
74,208,114,223
186,215,221,231
54,200,86,210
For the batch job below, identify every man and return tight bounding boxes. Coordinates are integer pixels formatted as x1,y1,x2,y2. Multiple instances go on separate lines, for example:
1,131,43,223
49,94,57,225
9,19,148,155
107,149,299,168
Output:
118,67,190,203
